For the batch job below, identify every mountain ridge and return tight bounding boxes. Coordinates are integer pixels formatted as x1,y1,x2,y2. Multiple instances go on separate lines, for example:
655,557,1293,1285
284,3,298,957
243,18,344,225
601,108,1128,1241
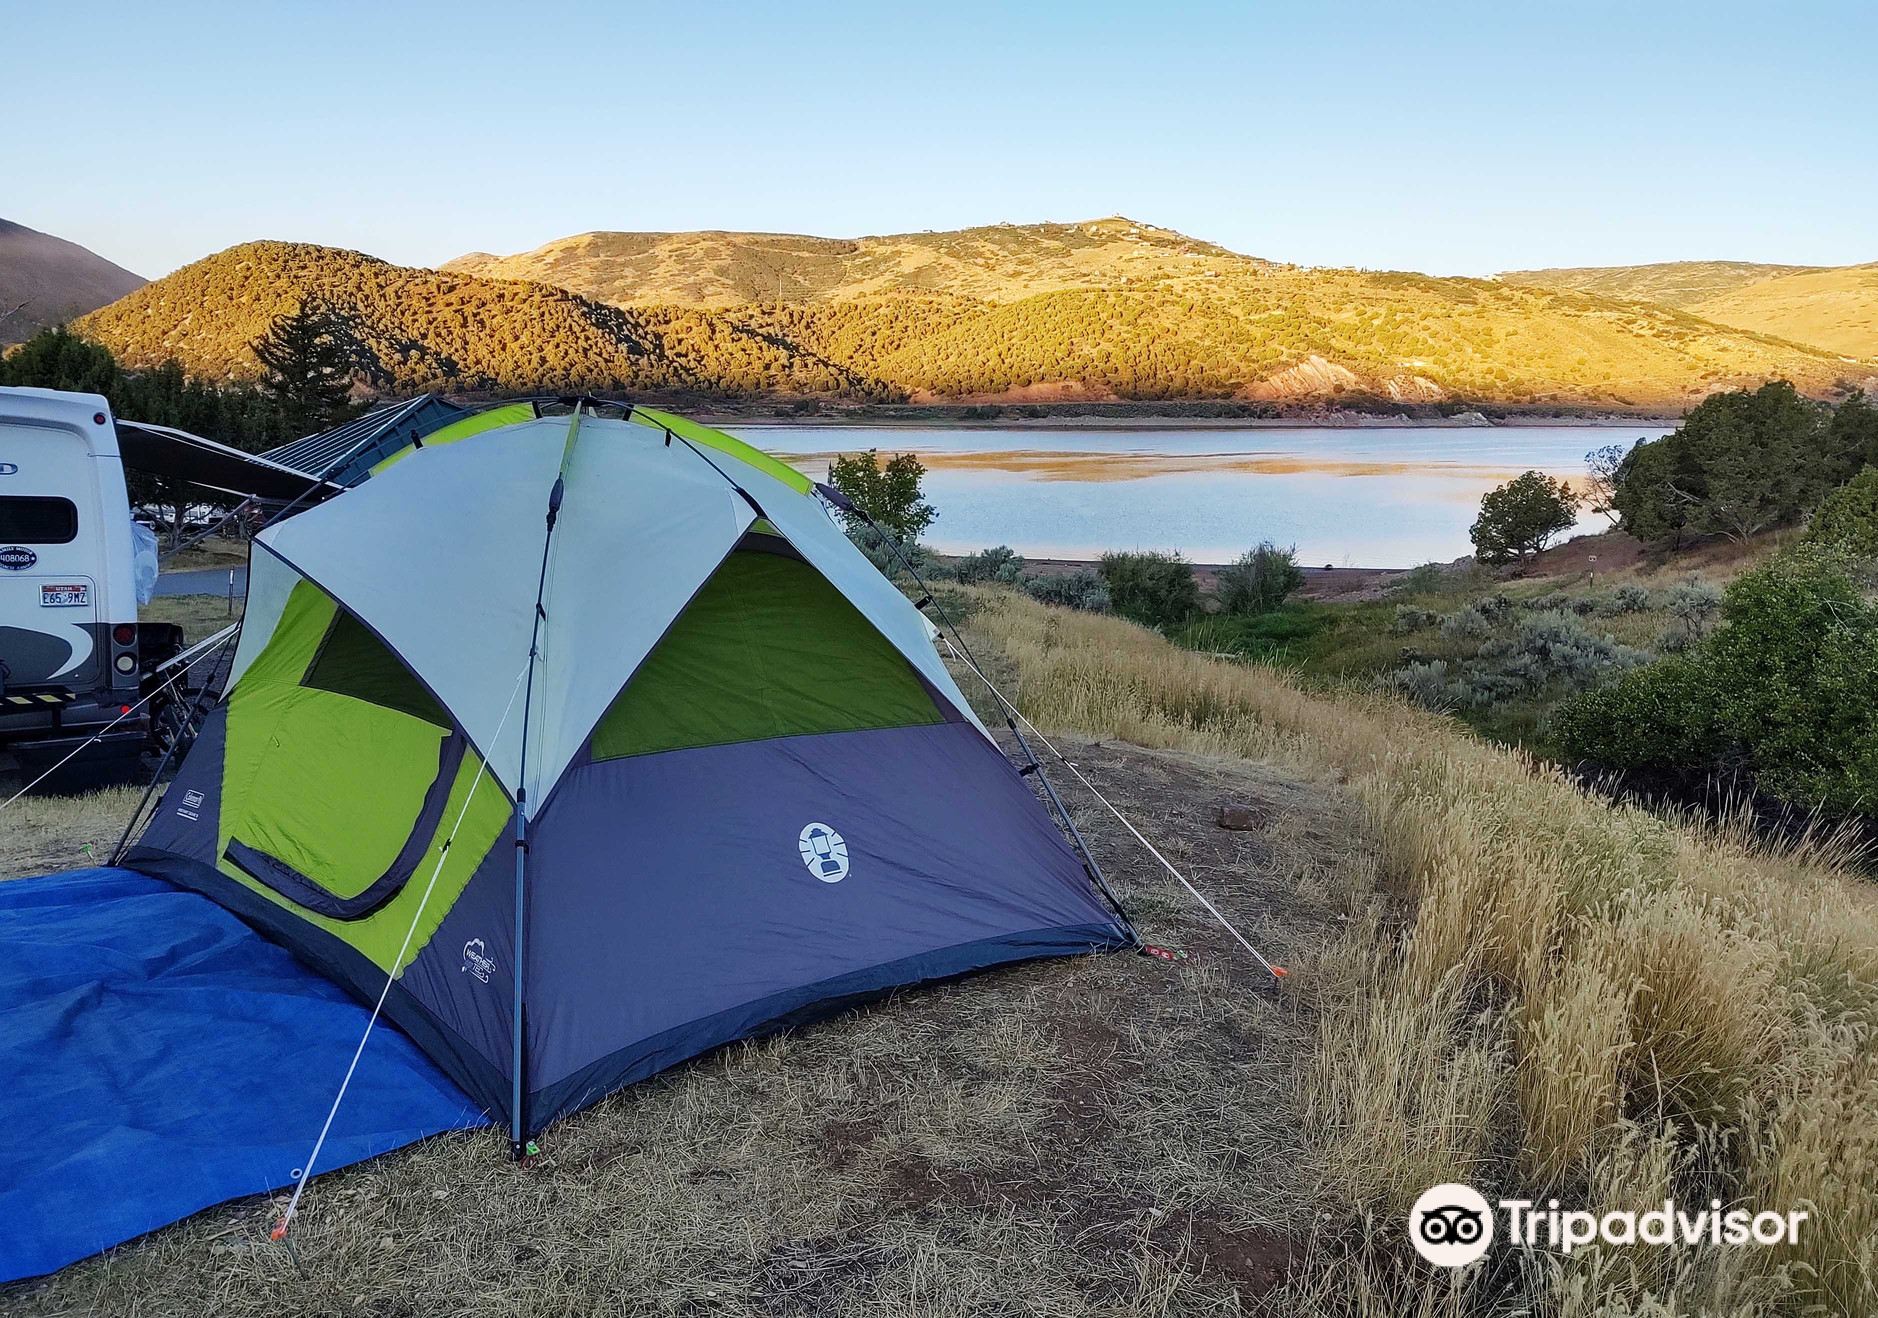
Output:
442,217,1268,308
70,224,1875,410
0,218,147,345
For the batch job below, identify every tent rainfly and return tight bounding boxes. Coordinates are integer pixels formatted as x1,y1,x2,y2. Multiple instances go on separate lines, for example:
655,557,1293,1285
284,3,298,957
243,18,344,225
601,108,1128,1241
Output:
128,405,1134,1151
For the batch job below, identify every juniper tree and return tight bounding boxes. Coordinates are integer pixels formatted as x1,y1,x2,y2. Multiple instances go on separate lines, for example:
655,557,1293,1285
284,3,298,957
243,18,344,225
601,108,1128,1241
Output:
1470,470,1580,564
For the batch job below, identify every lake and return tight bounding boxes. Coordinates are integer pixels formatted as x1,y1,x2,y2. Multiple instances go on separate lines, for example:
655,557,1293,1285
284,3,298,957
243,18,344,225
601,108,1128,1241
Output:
731,424,1671,567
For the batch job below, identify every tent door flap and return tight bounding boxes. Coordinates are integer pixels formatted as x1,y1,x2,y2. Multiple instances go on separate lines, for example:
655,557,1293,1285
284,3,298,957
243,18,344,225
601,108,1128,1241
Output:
222,732,467,921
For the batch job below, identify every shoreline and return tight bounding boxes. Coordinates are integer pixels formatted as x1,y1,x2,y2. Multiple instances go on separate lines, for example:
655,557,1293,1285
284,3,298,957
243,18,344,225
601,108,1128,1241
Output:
699,411,1677,431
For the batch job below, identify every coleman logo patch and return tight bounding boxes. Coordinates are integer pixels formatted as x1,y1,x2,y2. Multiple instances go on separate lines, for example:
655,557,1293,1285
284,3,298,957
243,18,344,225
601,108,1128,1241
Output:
798,822,849,883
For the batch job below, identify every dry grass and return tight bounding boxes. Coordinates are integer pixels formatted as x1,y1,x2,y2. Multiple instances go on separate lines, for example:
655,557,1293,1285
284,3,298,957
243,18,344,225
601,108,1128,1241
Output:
0,785,142,878
962,588,1878,1314
8,584,1875,1313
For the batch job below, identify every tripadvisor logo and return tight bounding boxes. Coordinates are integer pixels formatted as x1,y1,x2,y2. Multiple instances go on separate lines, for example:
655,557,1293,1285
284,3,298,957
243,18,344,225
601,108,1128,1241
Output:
1410,1183,1808,1268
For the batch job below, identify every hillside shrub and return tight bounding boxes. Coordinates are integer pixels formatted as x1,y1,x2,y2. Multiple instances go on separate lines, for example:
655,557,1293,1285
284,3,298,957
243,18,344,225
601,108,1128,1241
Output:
1655,579,1724,652
1392,605,1439,633
1804,466,1878,560
1395,610,1646,711
1216,541,1304,614
1609,583,1652,613
1099,552,1199,630
1440,606,1493,641
1022,569,1110,613
950,545,1027,585
1557,546,1878,814
845,524,933,582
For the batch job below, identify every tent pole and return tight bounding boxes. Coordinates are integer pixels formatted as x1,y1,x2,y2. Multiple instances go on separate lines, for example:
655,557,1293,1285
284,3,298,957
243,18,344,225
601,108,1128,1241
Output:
508,404,586,1158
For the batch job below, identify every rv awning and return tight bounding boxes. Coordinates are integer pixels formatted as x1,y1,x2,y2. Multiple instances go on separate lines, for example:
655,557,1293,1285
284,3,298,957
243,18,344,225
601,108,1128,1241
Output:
114,421,342,502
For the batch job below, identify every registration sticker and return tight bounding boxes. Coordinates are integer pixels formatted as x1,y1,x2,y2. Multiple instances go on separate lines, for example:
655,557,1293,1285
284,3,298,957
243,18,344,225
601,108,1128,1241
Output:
40,584,89,607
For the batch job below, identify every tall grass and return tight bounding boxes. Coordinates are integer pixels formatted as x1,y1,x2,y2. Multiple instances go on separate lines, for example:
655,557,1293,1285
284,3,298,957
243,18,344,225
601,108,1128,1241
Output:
964,588,1877,1314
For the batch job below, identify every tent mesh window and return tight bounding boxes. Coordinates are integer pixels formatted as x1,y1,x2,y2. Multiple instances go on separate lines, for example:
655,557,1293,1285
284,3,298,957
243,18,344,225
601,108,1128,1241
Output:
301,608,450,728
590,546,946,760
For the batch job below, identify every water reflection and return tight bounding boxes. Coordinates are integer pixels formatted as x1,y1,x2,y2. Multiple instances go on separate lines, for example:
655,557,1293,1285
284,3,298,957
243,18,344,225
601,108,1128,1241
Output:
734,425,1667,567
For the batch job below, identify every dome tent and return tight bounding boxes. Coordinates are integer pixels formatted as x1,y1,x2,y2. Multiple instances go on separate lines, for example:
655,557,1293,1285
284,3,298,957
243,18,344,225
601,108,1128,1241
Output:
127,403,1134,1151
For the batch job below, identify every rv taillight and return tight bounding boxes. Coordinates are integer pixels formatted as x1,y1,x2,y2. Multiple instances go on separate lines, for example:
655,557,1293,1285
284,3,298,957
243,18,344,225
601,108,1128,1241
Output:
112,623,136,646
93,412,107,425
120,705,132,715
115,653,138,674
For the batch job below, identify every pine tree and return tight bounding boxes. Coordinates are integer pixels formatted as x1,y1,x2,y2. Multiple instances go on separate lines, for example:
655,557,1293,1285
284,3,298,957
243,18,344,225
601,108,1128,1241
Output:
252,300,354,439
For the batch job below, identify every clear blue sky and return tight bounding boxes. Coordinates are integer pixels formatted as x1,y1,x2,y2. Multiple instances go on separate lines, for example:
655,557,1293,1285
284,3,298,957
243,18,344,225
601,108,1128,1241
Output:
5,0,1873,279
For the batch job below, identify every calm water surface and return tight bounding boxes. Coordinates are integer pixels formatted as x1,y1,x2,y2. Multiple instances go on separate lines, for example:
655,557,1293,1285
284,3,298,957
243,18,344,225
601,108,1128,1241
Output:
732,425,1669,567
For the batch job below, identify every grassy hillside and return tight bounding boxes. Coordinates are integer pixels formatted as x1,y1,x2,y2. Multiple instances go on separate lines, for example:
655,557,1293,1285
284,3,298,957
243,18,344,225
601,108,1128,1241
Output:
0,218,146,345
444,216,1260,307
76,229,1871,408
1505,260,1878,359
1500,259,1821,308
1688,262,1878,359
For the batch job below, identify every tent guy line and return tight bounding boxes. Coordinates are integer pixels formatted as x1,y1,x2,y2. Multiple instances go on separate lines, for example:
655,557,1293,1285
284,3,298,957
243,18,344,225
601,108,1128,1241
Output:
939,635,1289,981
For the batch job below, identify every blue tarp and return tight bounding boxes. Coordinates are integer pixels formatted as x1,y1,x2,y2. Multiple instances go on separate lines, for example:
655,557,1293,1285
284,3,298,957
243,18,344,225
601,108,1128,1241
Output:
0,867,485,1283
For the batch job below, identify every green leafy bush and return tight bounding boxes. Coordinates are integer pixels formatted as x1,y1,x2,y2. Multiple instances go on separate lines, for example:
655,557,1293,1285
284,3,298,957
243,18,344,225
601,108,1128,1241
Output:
1804,466,1878,560
1215,541,1304,614
1099,552,1199,630
827,450,936,542
1556,547,1878,815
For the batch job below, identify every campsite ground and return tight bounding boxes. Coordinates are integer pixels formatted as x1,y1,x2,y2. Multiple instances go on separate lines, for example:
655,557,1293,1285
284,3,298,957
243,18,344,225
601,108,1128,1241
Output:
2,732,1355,1313
5,588,1874,1315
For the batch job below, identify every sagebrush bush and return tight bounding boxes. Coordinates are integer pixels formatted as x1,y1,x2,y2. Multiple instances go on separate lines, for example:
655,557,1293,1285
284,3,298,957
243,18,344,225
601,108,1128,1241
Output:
1098,551,1199,630
1021,568,1110,612
1391,605,1440,634
1656,578,1724,652
1396,610,1647,712
845,525,932,582
1440,604,1494,641
1610,582,1652,613
1215,541,1304,614
949,545,1026,585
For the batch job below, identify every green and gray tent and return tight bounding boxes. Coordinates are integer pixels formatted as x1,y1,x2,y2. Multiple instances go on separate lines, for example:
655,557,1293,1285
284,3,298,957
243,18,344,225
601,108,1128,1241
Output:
130,405,1133,1148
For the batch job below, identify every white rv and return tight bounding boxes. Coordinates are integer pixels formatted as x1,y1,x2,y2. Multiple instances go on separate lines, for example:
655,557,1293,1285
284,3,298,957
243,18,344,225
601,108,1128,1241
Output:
0,387,180,771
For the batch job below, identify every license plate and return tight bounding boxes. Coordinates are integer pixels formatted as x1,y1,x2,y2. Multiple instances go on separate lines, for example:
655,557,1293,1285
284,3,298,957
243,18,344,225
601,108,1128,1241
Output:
40,584,89,607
